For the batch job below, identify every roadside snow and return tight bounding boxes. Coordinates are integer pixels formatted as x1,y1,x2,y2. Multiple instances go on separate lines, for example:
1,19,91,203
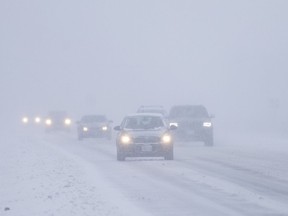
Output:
0,129,150,216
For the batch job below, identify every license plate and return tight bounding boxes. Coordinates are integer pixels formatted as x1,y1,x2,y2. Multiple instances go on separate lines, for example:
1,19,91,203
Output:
141,145,152,152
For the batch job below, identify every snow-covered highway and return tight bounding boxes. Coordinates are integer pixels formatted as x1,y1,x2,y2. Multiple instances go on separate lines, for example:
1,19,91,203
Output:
1,128,288,216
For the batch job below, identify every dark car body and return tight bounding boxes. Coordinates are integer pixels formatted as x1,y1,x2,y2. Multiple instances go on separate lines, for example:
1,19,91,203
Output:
114,113,176,161
44,111,72,132
168,105,214,146
77,115,112,140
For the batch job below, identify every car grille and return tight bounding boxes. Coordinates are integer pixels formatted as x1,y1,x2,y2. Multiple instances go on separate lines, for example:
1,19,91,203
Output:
179,121,202,129
133,136,160,144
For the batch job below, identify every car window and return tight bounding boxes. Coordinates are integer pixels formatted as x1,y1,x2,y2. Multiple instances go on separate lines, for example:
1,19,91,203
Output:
82,115,107,122
123,116,164,130
169,106,208,118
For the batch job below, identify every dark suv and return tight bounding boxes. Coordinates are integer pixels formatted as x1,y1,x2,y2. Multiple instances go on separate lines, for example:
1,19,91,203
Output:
168,105,214,146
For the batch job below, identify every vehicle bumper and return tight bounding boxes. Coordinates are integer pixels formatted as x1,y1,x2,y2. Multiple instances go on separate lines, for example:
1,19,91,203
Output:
117,143,173,157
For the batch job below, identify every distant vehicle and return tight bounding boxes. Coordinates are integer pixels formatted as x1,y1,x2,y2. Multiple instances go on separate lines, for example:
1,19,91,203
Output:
21,115,42,125
114,113,177,161
168,105,214,146
77,115,112,140
136,105,167,116
44,111,72,132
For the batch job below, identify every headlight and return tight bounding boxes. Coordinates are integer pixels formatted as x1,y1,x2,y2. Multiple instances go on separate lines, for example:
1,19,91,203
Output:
203,122,212,127
35,117,41,123
83,127,88,132
22,117,29,124
102,126,108,131
65,118,72,125
120,135,131,144
45,119,52,125
162,134,172,144
169,122,178,127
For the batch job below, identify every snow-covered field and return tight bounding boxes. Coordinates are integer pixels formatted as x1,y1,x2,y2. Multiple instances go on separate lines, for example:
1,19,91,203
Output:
1,126,288,216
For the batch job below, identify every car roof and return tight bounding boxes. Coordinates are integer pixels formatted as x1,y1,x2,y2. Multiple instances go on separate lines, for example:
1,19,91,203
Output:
126,113,164,118
81,114,106,118
138,105,165,109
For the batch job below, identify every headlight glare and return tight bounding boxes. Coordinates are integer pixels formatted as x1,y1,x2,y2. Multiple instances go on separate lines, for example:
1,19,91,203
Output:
46,119,52,125
83,127,88,132
162,134,172,144
102,126,108,131
169,122,178,127
35,117,41,123
120,135,131,144
65,118,72,125
203,122,212,127
22,117,29,124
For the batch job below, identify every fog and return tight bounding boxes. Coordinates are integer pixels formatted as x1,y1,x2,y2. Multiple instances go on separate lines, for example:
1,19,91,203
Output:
1,0,288,136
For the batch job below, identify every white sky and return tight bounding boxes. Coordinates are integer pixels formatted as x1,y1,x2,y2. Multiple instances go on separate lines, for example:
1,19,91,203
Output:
1,0,288,131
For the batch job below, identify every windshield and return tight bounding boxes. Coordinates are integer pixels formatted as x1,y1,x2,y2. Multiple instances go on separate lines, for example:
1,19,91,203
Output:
123,116,164,130
81,115,107,122
169,106,209,118
138,109,166,115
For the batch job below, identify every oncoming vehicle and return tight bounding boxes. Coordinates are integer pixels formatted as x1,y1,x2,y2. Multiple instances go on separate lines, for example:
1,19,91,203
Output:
114,113,177,161
77,115,112,140
21,115,42,125
169,105,214,146
44,111,72,132
137,105,167,116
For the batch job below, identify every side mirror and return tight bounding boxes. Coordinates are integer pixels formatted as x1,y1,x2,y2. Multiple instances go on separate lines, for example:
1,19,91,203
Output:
113,126,121,131
169,124,178,130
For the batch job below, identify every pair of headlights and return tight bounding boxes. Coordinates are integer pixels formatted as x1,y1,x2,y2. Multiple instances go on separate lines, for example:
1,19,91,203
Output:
82,126,108,132
22,117,42,124
45,118,72,126
120,134,172,145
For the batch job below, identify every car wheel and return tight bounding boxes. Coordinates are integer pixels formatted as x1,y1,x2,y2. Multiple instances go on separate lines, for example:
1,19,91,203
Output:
204,136,213,146
164,149,174,160
117,149,125,161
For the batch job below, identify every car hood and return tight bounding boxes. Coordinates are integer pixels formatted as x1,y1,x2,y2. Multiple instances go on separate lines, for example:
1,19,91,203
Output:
121,128,167,138
80,122,108,127
169,117,211,123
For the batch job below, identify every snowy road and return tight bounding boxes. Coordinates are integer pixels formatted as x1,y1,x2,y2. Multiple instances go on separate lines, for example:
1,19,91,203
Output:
1,128,288,216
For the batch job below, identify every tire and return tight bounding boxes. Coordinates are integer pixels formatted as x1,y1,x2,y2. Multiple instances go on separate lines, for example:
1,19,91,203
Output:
117,149,125,161
204,136,213,147
164,149,174,160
